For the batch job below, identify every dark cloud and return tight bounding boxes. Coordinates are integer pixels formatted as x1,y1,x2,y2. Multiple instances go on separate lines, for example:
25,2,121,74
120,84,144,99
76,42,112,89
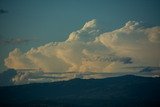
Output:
0,69,17,86
0,9,8,14
139,66,160,73
123,66,160,73
84,56,133,64
0,38,30,45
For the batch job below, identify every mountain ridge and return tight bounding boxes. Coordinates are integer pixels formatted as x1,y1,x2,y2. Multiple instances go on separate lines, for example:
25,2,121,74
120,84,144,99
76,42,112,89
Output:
0,75,160,107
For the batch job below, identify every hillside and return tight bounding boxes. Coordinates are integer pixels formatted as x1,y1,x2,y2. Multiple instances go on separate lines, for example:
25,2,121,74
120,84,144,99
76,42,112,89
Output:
0,75,160,107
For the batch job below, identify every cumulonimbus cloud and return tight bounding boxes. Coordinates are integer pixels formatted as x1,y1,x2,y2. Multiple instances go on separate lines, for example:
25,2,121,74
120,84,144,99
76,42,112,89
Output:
4,19,160,84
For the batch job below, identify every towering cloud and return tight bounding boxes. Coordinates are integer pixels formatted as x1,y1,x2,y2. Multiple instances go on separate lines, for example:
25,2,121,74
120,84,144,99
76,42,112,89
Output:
4,19,160,84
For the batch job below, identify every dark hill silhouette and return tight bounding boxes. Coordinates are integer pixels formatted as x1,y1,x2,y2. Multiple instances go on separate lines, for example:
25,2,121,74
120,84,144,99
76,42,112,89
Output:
0,75,160,107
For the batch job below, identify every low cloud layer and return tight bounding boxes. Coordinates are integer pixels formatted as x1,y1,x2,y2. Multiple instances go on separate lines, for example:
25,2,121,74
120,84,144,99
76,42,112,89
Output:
4,19,160,84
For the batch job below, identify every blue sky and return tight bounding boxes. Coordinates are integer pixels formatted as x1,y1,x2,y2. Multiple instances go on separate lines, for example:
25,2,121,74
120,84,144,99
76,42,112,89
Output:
0,0,160,72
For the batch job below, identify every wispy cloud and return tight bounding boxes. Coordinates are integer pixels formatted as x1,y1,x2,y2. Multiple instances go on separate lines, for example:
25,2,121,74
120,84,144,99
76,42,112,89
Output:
123,66,160,72
0,9,8,14
139,66,160,73
0,38,31,45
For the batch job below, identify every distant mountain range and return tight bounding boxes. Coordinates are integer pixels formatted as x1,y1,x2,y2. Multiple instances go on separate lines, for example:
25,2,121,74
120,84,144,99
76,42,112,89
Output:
0,75,160,107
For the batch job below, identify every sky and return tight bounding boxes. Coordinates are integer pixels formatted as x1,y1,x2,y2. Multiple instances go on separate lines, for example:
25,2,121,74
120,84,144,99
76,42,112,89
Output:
0,0,160,85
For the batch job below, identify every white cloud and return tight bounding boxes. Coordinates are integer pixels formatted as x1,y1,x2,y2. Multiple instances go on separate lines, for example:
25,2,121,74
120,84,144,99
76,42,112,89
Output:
97,21,160,66
4,19,160,84
67,19,101,42
146,27,160,43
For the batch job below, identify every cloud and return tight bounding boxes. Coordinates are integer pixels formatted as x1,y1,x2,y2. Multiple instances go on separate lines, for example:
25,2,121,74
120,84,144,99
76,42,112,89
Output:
0,9,8,14
12,70,44,85
146,27,160,43
0,69,17,86
0,38,30,45
139,66,160,73
4,19,160,84
97,21,160,66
